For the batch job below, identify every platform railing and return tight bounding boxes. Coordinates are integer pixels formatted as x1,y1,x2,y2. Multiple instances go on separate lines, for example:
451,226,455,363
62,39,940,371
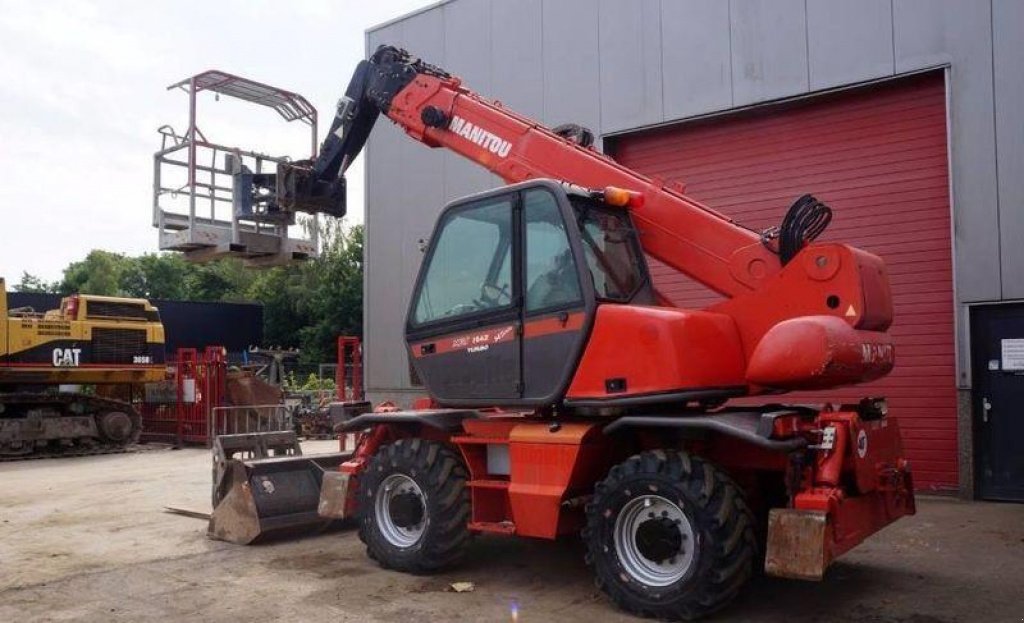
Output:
209,404,293,443
152,70,321,266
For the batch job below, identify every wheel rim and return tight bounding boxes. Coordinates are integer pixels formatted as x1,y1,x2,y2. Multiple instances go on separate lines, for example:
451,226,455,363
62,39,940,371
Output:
614,494,696,587
375,473,427,548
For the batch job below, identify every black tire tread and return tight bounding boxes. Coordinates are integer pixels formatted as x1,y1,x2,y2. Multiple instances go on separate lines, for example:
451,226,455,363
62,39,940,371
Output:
583,450,757,621
357,438,471,573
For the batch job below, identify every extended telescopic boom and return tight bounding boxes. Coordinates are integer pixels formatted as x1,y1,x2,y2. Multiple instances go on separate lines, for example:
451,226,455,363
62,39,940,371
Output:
264,46,895,388
271,46,786,298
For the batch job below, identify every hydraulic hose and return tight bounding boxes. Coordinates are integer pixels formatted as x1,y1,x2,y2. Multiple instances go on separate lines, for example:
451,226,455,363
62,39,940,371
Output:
778,194,833,265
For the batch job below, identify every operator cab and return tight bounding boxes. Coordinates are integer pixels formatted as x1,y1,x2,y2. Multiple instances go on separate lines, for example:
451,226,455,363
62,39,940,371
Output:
406,179,654,407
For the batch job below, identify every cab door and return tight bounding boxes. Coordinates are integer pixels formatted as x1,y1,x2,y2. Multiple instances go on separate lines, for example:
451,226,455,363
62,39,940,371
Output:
406,181,597,408
519,186,592,404
406,193,520,403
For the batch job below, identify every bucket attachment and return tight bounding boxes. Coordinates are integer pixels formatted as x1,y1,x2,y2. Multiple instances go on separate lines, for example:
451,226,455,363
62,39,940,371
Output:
209,432,349,544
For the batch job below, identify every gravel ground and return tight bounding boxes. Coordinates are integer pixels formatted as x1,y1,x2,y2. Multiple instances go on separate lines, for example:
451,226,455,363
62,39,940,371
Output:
1,442,1022,622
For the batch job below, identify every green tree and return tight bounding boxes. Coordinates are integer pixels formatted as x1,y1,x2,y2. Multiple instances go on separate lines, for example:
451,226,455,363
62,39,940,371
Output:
12,272,58,293
59,250,131,295
242,222,364,362
183,259,255,302
119,253,194,300
295,223,363,363
34,220,363,364
246,264,313,348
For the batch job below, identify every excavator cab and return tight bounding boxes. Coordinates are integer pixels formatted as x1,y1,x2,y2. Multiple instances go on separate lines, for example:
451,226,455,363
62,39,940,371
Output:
406,179,654,407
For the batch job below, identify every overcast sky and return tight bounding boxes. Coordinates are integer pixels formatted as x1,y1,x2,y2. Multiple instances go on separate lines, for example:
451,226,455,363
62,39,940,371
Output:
0,0,432,282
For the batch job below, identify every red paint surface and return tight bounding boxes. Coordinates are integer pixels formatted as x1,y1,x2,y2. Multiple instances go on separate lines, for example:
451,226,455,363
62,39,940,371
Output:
613,73,955,490
566,305,746,398
391,70,900,404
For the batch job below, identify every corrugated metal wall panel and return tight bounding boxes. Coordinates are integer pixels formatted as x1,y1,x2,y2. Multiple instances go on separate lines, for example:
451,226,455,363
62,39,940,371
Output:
893,0,999,304
729,0,809,105
993,0,1024,299
612,72,956,490
806,0,894,89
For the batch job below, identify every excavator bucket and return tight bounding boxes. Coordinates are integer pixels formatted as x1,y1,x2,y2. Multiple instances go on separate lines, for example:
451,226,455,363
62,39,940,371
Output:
208,432,349,544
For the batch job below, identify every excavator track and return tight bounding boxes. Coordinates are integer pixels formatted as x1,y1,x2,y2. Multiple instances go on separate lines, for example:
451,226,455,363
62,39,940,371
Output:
0,392,143,461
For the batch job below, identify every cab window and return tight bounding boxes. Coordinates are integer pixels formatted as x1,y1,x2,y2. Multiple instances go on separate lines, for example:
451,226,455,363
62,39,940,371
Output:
412,197,513,325
573,202,645,302
524,189,582,312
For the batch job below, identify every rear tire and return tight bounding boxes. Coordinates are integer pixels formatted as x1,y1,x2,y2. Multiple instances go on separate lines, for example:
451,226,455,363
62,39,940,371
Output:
583,450,757,621
357,438,471,573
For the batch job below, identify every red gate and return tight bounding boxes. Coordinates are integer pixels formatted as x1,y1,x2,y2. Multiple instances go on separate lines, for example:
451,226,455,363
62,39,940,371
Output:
140,346,226,446
336,336,363,401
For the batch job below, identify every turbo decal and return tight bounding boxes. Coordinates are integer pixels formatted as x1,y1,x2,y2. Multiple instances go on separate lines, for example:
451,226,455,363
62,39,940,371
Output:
449,325,515,354
412,324,516,358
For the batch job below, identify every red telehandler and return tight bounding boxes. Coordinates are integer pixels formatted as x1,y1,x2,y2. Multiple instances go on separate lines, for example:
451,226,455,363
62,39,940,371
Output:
213,46,915,620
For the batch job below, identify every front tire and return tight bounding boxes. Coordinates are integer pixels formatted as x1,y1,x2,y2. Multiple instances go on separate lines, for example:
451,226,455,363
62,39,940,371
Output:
357,438,471,573
584,450,757,620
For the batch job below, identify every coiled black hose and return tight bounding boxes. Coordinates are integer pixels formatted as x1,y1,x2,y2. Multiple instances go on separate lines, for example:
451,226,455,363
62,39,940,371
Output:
778,194,832,265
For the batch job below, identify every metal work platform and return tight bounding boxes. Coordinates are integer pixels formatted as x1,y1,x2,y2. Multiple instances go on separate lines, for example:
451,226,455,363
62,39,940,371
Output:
153,70,320,266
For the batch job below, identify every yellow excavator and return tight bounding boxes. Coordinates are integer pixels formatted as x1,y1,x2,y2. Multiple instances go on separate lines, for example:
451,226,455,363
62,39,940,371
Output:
0,277,166,459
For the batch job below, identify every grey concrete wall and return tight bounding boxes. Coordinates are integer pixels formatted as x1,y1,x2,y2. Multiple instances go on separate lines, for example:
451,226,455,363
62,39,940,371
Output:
364,0,1021,403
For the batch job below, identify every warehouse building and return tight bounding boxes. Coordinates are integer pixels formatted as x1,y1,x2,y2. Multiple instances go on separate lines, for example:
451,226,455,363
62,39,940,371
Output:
362,0,1024,501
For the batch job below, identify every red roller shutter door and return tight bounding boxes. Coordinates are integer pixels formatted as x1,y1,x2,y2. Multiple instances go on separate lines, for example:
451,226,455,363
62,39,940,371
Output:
612,72,955,491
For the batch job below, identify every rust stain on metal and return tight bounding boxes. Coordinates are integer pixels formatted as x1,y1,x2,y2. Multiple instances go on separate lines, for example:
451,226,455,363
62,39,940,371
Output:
208,480,262,545
317,471,351,519
764,508,830,581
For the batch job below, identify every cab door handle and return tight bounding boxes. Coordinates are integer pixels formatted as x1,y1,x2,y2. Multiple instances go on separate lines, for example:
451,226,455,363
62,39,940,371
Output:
982,397,992,423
